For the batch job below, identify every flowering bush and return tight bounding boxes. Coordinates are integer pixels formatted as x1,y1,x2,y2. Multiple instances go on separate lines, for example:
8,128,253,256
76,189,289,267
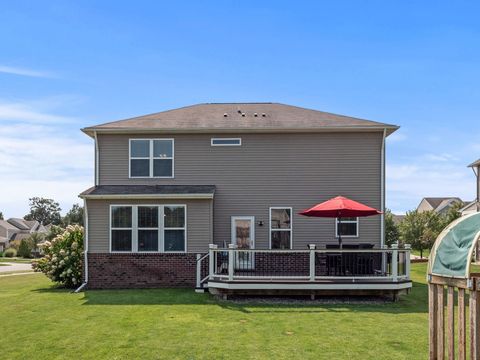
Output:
33,225,84,288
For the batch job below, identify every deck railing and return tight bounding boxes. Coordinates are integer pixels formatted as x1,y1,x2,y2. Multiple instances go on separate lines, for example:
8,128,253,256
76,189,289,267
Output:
197,244,410,287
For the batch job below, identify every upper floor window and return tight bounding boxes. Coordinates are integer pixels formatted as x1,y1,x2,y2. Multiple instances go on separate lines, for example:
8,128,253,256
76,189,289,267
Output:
130,139,174,178
335,217,359,237
211,138,241,146
270,207,292,249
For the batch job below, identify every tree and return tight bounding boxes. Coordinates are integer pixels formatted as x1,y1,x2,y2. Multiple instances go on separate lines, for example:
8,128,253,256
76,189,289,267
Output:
24,197,62,225
385,209,400,246
0,211,3,220
63,204,84,226
441,201,463,227
17,239,34,258
399,210,444,258
46,225,65,241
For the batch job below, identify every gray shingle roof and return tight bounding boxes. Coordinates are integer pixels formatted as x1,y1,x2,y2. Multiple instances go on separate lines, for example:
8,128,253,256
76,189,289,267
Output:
82,103,399,136
80,185,216,198
468,158,480,167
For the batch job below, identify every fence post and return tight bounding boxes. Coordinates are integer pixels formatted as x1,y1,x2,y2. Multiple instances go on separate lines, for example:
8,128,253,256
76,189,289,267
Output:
429,281,438,360
471,279,480,360
404,244,411,280
391,243,398,282
208,244,217,280
309,244,316,282
228,244,237,282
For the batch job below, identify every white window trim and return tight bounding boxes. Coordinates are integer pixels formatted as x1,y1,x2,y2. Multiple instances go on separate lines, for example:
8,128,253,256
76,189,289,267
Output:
129,138,175,179
269,207,293,249
109,204,187,253
211,138,242,146
335,217,359,238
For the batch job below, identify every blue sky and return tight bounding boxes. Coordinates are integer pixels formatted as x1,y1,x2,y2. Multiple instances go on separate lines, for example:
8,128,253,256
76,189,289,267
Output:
1,1,479,217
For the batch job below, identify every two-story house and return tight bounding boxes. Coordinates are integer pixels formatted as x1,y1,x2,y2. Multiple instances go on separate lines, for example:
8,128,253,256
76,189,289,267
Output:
79,103,411,297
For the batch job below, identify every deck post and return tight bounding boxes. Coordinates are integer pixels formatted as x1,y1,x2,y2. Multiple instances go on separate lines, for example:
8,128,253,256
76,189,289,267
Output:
404,244,411,280
309,244,316,282
391,243,398,282
471,282,480,360
208,244,217,280
228,244,237,282
196,254,201,288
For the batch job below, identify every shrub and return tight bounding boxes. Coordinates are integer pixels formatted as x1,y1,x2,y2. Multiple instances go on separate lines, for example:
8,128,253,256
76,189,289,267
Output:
33,225,84,288
0,251,3,257
4,248,17,258
17,239,34,258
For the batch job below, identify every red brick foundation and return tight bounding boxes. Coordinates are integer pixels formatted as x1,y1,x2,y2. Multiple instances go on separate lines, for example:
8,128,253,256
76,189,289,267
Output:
87,253,205,289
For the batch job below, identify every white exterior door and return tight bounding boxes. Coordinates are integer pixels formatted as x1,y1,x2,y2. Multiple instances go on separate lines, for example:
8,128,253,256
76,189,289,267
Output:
231,216,255,269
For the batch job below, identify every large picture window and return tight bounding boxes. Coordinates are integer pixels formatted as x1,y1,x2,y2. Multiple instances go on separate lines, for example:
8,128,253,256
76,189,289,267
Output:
335,217,359,237
110,205,186,252
270,207,292,249
130,139,174,178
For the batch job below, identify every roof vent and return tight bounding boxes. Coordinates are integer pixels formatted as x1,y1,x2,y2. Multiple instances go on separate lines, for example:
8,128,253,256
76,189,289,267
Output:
241,113,246,117
223,113,228,117
237,109,242,114
262,113,266,117
254,113,258,117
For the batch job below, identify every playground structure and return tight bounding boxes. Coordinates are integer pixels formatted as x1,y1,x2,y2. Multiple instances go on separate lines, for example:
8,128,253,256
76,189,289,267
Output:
428,212,480,359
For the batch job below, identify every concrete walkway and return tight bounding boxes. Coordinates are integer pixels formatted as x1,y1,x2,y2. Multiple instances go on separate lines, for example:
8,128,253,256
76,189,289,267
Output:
0,262,32,273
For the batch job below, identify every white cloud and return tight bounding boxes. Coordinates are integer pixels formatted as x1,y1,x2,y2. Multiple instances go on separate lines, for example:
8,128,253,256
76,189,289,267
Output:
387,161,476,214
0,98,93,217
0,64,53,78
0,101,75,124
423,153,458,162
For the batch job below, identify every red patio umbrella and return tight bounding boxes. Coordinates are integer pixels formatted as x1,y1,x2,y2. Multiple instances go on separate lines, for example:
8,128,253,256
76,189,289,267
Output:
299,196,382,248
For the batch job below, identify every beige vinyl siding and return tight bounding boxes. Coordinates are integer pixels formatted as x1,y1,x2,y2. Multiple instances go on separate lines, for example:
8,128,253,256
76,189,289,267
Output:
95,132,382,250
87,198,212,253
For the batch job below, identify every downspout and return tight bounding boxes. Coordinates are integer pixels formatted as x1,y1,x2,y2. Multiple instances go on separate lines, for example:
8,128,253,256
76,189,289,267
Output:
476,165,480,212
380,128,387,247
75,198,88,293
94,130,99,186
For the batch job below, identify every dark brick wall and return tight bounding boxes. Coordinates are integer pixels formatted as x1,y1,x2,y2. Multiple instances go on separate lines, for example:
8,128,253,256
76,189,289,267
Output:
87,253,207,289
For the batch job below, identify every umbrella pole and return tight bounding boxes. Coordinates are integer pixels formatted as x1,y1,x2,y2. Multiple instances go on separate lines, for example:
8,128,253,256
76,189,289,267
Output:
338,216,343,249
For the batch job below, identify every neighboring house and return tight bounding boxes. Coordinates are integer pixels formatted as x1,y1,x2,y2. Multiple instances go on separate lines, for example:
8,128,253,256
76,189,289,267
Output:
0,218,48,251
79,102,411,296
392,214,405,225
417,197,464,215
461,158,480,216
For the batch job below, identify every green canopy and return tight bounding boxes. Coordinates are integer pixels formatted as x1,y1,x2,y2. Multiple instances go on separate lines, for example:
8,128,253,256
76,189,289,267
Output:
429,212,480,278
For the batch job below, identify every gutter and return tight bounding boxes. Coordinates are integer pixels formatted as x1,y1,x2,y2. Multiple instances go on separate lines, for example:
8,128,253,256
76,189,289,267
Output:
79,193,214,200
74,198,88,293
81,125,400,138
380,128,386,247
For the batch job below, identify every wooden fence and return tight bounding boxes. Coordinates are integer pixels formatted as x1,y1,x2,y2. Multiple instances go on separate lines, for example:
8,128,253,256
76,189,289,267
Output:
429,275,480,360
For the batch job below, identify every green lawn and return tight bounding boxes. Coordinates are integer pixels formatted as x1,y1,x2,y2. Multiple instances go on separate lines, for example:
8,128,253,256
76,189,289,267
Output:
0,265,430,359
0,257,32,264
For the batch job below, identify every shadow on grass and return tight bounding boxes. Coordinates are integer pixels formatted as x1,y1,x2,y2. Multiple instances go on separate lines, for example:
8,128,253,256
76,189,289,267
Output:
75,281,428,314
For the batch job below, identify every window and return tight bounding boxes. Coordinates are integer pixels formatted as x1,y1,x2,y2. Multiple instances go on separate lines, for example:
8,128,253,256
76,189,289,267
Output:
130,139,174,178
164,206,186,252
270,207,292,249
336,217,359,237
111,206,132,251
110,205,186,252
138,206,159,251
211,138,241,146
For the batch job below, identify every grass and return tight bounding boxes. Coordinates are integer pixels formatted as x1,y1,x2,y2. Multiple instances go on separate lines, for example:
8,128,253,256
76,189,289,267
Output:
0,257,32,264
0,264,431,359
411,249,430,258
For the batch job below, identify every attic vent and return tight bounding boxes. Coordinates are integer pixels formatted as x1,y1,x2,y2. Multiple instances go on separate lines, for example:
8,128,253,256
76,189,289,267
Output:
223,113,228,117
254,113,258,117
262,113,266,117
